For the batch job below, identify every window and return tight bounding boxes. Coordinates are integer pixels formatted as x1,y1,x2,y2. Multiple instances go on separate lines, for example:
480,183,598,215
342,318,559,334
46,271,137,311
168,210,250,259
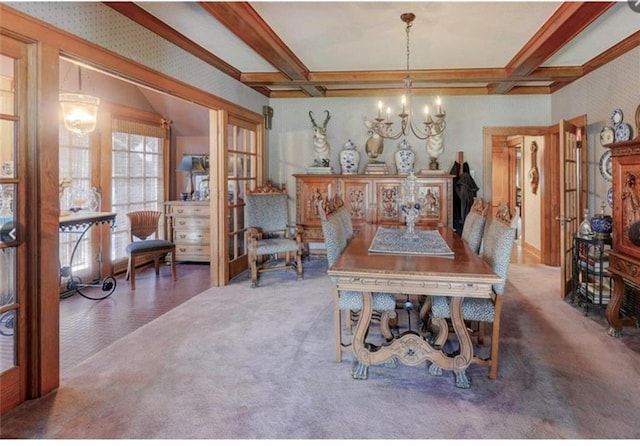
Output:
58,126,93,276
111,118,167,271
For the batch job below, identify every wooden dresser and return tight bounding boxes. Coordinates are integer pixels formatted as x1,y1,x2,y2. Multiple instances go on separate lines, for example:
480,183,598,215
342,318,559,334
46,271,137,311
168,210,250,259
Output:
293,173,453,246
606,138,640,336
164,201,210,262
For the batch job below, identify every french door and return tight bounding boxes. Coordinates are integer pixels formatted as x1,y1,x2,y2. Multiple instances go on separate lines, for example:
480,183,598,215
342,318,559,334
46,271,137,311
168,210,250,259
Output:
225,114,262,281
0,35,28,413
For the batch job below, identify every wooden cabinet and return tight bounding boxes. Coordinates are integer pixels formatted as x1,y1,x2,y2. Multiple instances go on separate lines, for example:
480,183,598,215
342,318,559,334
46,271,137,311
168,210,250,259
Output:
164,201,210,262
293,173,453,245
606,139,640,336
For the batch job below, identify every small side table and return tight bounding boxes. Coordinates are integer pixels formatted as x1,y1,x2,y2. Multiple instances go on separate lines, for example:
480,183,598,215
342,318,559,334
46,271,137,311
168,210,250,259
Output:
59,211,117,300
570,235,613,315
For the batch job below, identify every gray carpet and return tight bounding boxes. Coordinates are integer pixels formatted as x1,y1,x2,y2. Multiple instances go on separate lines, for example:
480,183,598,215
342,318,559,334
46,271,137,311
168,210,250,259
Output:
1,260,640,439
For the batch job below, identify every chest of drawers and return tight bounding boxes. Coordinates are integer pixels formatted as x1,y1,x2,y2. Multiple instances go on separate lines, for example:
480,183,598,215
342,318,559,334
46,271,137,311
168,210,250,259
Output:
164,201,210,262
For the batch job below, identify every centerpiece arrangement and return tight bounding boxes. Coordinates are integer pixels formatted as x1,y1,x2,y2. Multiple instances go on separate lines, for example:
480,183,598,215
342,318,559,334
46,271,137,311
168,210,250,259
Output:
399,171,424,235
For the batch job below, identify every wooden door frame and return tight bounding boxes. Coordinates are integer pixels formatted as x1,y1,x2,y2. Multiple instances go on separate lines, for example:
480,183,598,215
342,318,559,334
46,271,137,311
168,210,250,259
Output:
484,119,586,267
483,126,552,264
0,5,264,404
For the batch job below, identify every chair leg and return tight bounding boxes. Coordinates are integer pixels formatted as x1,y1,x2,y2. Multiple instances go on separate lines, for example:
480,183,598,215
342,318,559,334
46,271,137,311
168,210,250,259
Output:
296,249,303,280
170,248,177,282
154,256,161,276
250,253,258,288
129,254,136,291
126,255,132,281
489,295,503,379
333,287,342,362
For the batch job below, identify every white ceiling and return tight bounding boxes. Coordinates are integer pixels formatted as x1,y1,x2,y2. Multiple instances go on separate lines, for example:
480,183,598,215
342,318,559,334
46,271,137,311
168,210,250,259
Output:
128,1,640,96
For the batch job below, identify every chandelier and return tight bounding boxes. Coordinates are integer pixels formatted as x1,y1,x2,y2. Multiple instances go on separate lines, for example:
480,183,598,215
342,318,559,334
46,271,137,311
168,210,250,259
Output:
59,65,100,136
371,13,446,141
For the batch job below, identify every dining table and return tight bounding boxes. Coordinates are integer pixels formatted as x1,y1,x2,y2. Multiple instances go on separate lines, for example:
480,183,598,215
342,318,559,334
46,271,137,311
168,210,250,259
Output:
327,224,501,388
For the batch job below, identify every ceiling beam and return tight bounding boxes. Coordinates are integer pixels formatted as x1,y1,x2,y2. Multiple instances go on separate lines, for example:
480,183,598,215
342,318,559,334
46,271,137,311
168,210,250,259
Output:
506,1,615,77
490,1,615,94
243,66,581,86
582,29,640,76
199,1,323,97
104,2,241,81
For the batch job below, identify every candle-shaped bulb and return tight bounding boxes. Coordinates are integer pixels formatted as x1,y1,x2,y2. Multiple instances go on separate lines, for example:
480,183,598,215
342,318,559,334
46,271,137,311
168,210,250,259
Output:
424,105,429,121
401,95,406,114
386,107,391,122
378,101,383,118
576,128,582,142
436,96,443,115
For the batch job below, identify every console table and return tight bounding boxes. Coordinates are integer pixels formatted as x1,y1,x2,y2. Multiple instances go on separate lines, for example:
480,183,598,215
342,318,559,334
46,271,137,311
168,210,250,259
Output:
59,211,117,300
294,173,453,250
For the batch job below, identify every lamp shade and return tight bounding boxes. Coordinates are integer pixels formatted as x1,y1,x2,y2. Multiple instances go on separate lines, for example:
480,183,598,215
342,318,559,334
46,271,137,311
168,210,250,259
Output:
177,155,194,172
59,93,100,135
177,155,209,173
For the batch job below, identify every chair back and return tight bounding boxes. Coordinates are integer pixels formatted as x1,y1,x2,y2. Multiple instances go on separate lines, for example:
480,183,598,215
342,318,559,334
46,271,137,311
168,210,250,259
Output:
461,197,489,254
318,200,347,267
245,183,290,233
482,203,516,295
127,211,162,242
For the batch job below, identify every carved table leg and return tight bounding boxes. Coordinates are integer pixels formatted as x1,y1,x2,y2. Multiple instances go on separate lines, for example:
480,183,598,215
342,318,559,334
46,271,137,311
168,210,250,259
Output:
606,272,625,337
352,361,369,380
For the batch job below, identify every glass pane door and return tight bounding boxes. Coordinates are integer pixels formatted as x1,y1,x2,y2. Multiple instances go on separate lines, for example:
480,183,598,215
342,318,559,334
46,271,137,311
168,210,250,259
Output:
0,37,28,413
227,117,259,280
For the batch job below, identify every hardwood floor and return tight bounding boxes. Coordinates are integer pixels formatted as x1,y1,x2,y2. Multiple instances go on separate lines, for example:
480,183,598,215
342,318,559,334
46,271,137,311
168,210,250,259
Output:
60,262,211,377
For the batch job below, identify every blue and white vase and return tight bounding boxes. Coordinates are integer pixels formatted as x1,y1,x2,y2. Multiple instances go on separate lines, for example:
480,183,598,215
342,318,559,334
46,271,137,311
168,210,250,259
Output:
591,203,612,239
395,139,415,174
339,139,360,174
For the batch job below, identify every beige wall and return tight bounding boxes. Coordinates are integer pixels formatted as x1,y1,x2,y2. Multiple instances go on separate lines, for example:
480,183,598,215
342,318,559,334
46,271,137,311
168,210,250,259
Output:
551,47,640,219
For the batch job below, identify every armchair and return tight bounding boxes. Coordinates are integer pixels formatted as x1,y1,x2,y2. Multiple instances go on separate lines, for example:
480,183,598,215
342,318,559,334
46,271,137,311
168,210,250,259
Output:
245,183,303,287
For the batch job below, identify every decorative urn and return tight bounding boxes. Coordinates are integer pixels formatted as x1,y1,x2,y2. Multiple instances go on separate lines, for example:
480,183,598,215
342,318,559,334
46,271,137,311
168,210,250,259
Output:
395,139,415,174
590,203,612,239
339,139,360,174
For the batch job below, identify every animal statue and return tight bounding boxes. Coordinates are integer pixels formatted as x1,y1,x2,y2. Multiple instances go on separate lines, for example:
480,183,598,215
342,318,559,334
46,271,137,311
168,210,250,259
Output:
363,119,384,160
309,110,331,167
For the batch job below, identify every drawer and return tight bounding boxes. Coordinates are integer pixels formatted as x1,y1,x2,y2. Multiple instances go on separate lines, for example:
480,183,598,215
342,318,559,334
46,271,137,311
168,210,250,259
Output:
175,244,210,261
174,230,210,244
173,216,210,229
169,205,209,217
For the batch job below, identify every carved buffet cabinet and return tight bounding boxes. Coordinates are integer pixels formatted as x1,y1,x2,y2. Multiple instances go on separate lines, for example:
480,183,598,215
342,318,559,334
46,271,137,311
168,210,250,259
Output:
293,173,454,249
606,139,640,336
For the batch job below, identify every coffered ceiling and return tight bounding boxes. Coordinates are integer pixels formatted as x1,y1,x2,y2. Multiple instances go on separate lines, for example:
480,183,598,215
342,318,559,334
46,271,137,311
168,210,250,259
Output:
106,1,640,98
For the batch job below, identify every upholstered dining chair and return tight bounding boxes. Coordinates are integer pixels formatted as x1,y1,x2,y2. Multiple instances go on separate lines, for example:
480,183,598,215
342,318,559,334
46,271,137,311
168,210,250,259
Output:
245,182,303,288
430,203,516,379
125,210,176,291
461,197,490,254
318,201,397,362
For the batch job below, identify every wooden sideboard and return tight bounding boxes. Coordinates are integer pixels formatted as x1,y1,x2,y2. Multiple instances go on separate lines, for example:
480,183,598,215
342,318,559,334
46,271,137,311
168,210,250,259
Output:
606,138,640,336
164,201,211,262
293,173,454,246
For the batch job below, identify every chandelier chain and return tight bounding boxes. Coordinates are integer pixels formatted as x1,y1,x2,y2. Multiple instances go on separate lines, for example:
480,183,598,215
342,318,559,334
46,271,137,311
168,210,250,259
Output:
369,13,446,142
